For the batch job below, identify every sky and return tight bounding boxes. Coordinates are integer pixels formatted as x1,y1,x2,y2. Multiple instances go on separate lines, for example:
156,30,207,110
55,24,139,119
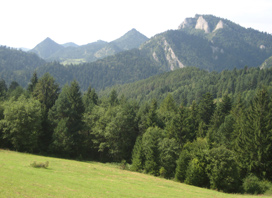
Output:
1,0,272,49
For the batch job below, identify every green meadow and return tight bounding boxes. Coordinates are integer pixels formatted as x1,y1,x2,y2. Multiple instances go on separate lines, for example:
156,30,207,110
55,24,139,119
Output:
0,149,270,198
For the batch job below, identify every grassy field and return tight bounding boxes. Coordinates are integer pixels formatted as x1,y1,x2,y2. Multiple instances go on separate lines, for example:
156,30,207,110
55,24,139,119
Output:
0,149,270,198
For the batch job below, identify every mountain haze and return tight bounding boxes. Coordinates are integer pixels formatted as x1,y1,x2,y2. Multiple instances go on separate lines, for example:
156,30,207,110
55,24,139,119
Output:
29,37,64,59
29,29,149,64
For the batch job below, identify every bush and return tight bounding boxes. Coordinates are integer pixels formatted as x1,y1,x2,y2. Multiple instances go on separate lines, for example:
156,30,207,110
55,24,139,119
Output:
159,167,166,178
30,161,49,168
206,146,240,193
120,160,127,170
184,158,209,188
243,174,270,194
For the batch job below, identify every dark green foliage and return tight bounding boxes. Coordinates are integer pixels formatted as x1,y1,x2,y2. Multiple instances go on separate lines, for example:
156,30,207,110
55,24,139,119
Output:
33,73,60,112
32,73,60,152
83,85,98,113
0,79,7,99
185,157,209,187
27,71,38,93
198,92,215,126
49,81,85,157
0,96,42,152
109,89,119,106
142,127,164,175
245,88,272,179
131,136,144,171
8,81,20,91
101,66,272,106
35,49,162,92
175,138,209,187
206,146,240,192
175,149,191,182
158,138,179,178
243,174,270,194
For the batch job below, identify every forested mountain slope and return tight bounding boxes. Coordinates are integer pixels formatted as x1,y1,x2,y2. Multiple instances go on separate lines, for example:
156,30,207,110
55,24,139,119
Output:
36,49,162,91
140,14,272,71
100,66,272,105
0,46,46,87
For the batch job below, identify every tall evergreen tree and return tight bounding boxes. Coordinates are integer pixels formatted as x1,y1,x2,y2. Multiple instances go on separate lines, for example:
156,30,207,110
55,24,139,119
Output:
49,81,85,157
246,88,272,179
27,71,38,93
0,79,7,99
83,85,98,113
32,73,60,152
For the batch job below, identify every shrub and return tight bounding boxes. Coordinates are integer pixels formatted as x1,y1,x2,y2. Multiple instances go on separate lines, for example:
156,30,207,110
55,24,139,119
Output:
159,167,166,178
30,161,49,168
206,146,241,193
243,174,270,194
120,160,127,170
184,157,209,188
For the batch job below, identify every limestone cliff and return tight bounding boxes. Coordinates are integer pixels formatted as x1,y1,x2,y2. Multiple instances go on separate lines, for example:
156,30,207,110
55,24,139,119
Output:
195,16,210,33
213,20,224,32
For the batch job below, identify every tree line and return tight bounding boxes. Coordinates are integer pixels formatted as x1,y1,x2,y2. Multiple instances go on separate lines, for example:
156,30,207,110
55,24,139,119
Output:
1,71,272,194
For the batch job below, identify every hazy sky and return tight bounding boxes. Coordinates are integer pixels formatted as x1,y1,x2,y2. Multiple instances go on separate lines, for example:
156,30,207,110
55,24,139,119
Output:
1,0,272,49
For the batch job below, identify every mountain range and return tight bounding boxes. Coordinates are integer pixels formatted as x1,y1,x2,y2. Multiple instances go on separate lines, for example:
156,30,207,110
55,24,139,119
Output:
29,28,149,64
1,14,272,91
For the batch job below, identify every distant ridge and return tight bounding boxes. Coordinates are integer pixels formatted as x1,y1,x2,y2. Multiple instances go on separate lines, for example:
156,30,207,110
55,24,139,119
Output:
29,37,64,59
62,42,79,48
29,29,149,64
112,28,149,50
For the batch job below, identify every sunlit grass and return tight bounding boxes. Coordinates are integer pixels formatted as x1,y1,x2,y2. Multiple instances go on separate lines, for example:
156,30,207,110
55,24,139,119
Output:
0,149,270,198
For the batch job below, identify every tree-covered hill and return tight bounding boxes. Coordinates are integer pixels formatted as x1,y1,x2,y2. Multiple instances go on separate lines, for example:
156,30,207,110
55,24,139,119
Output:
0,46,46,87
100,66,272,106
36,49,163,91
0,46,45,70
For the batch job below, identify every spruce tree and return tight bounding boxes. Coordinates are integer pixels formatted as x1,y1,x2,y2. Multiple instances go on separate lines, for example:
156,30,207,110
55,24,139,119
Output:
49,81,85,157
246,88,272,179
27,71,38,93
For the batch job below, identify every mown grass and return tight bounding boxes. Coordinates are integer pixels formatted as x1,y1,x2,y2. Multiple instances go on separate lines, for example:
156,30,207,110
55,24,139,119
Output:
0,149,270,198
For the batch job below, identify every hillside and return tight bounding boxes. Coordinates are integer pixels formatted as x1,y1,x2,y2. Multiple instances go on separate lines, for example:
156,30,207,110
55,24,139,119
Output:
0,150,269,198
260,56,272,69
30,29,149,64
100,66,272,105
36,49,162,91
0,46,46,87
140,14,272,71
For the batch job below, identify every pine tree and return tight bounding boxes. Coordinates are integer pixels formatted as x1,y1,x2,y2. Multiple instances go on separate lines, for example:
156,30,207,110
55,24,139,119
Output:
246,88,272,179
198,92,215,126
49,81,85,157
32,73,60,152
207,95,232,146
83,85,98,113
27,71,38,93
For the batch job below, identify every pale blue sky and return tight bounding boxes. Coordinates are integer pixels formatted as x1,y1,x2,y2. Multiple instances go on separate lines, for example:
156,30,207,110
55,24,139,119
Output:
1,0,272,49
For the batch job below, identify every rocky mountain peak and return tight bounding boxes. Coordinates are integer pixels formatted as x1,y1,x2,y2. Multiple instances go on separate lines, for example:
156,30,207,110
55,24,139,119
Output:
195,16,210,33
178,15,227,33
213,20,224,32
178,18,196,29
